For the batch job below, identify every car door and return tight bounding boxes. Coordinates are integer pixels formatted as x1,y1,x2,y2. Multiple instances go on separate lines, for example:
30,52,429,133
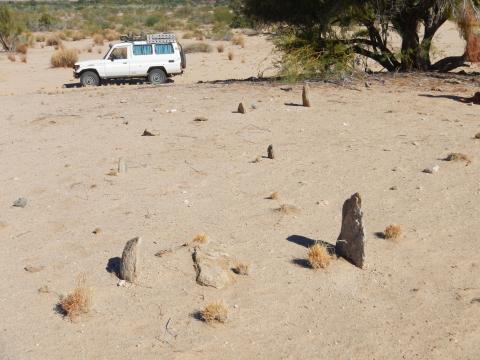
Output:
154,43,180,73
104,45,130,77
130,44,154,76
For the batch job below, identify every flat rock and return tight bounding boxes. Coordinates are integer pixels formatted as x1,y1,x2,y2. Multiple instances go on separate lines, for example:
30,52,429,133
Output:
193,249,234,289
335,193,365,268
13,197,27,208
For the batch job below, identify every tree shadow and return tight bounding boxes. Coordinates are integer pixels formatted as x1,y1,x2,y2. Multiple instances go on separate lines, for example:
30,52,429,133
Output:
106,257,121,278
418,93,478,104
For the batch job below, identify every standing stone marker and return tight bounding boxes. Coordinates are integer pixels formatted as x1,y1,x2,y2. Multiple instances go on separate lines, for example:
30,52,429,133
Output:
118,158,127,174
302,84,311,107
238,102,246,114
335,193,365,268
267,145,275,159
120,237,141,283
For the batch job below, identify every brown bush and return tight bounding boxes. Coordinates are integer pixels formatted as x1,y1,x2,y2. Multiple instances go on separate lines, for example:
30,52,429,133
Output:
216,44,225,53
46,35,62,47
36,34,46,42
200,302,228,324
20,54,27,63
51,48,78,68
384,224,402,240
93,34,104,46
104,30,119,41
308,243,332,269
58,274,91,321
7,53,16,62
228,51,234,60
16,43,28,54
183,43,213,53
231,35,245,48
71,31,85,41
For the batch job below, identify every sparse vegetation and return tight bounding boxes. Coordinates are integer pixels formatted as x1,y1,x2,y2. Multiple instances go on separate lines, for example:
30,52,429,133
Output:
267,192,279,200
58,274,91,321
46,34,61,47
191,233,209,246
308,243,332,269
93,34,104,46
0,5,23,51
228,50,234,60
274,204,300,215
216,44,225,53
50,48,78,68
444,152,471,163
71,31,85,41
384,224,402,240
36,34,45,43
200,302,228,324
232,261,249,275
183,42,213,54
7,53,15,62
16,43,27,54
231,34,245,48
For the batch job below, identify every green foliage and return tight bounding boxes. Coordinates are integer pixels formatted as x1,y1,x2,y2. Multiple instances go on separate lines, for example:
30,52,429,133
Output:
39,12,56,30
0,5,23,51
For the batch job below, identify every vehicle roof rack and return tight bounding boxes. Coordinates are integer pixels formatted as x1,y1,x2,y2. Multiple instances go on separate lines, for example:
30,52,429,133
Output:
120,33,176,44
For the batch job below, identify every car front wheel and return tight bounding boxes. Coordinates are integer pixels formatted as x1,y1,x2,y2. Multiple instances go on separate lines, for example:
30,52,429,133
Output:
148,69,167,85
80,71,100,87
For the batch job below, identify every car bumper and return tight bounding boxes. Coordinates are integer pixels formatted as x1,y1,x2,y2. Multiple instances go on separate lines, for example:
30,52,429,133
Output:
73,70,80,79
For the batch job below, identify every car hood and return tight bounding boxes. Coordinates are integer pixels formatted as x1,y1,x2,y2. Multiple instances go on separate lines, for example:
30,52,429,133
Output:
75,59,107,67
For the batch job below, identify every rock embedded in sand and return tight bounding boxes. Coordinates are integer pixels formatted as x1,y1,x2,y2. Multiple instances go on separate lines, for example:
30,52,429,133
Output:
423,165,439,174
120,237,141,283
193,248,234,289
302,84,311,107
238,102,246,114
13,197,28,208
142,129,155,136
335,193,365,269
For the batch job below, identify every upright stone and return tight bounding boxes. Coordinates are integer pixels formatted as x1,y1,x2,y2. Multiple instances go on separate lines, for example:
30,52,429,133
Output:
118,158,127,174
238,102,246,114
120,237,141,282
267,144,275,159
302,84,311,107
335,193,365,268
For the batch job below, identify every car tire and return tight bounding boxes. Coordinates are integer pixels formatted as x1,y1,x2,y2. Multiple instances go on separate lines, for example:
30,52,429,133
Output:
148,69,167,84
80,71,100,87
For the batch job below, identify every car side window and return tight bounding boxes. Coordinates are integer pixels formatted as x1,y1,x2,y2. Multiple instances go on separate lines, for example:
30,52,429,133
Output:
110,47,128,60
133,45,153,56
155,44,174,55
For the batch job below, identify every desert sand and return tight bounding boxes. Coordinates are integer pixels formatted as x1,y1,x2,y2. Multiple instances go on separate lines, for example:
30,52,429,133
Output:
0,22,479,360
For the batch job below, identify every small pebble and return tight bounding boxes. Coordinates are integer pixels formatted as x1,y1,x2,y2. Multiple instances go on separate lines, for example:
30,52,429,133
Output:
389,186,398,190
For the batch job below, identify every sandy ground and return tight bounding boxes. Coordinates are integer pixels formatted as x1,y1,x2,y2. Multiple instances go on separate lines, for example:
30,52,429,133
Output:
0,22,479,360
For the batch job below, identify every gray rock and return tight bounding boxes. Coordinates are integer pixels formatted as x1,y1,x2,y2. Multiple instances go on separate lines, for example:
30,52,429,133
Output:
335,193,365,269
13,197,27,208
120,237,141,283
193,248,234,289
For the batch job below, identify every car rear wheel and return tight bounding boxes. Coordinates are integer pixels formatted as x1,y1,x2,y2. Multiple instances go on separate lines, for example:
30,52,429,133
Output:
148,69,167,85
80,71,100,87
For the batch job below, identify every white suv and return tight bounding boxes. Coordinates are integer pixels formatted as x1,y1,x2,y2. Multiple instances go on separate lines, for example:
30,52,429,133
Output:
73,33,186,86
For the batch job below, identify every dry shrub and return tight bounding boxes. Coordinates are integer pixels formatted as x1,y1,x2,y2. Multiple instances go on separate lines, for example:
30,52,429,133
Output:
308,243,332,269
191,233,209,246
7,53,16,62
267,192,279,200
182,32,194,39
231,35,245,48
87,46,93,53
384,224,402,240
183,43,213,54
228,51,234,60
216,44,225,53
58,274,91,320
475,132,480,139
93,34,104,46
232,262,249,275
458,5,480,62
51,48,78,68
201,302,228,324
97,48,102,54
444,152,471,163
104,30,119,41
20,55,27,63
46,35,62,47
274,204,300,215
71,31,85,41
16,43,28,54
36,34,46,42
57,32,67,41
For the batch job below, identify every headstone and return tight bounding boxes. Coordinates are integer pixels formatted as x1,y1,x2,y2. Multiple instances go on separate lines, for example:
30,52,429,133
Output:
335,193,365,268
238,102,246,114
302,84,311,107
267,144,275,159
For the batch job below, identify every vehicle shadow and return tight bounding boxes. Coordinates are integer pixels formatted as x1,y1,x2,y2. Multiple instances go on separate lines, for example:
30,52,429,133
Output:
63,78,173,88
418,93,479,104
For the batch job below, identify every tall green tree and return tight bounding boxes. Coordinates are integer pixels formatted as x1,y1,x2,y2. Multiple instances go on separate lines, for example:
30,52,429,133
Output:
243,0,480,72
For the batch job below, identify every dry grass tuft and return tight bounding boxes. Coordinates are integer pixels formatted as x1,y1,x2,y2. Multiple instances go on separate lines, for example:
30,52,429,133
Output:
7,53,16,62
200,302,228,324
232,261,249,275
216,44,225,53
46,35,62,47
384,224,402,240
191,233,209,246
71,31,85,41
51,48,78,68
266,192,279,200
274,204,300,215
16,43,28,54
308,243,332,269
20,54,27,63
444,152,471,164
87,46,93,53
36,34,46,42
228,51,234,60
58,274,91,320
93,34,104,46
231,34,245,48
104,30,119,41
183,43,213,54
